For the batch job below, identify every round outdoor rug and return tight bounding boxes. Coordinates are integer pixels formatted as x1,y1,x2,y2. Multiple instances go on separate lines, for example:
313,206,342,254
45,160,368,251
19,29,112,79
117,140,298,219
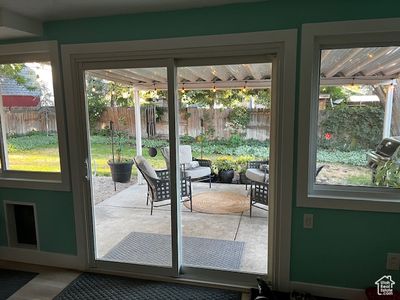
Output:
184,192,249,214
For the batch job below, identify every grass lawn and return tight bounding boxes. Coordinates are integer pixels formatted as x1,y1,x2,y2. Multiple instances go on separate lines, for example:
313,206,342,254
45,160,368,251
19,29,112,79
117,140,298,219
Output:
6,133,374,187
8,148,61,172
7,142,214,176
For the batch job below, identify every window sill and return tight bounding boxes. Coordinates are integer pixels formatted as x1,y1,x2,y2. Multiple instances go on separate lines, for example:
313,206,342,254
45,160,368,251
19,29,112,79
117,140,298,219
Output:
298,190,400,213
0,175,71,191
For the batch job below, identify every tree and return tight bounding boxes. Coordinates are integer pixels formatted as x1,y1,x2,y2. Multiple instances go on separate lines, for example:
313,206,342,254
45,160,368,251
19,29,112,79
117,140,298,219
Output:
0,64,37,91
320,86,351,102
86,75,109,131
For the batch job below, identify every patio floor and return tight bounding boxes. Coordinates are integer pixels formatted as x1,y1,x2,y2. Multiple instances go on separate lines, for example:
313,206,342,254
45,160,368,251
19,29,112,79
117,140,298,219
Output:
94,181,268,274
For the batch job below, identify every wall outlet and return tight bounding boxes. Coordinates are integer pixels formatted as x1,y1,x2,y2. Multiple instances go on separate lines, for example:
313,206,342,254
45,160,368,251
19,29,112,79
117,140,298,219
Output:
387,253,400,270
303,214,313,229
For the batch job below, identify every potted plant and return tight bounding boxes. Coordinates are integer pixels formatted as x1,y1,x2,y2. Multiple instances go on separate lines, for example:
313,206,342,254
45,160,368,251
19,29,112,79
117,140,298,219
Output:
108,124,134,183
235,155,253,184
214,156,236,183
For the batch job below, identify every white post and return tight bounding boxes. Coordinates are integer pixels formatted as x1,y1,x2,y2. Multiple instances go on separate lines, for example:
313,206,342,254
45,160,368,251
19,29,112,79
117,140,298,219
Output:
0,93,9,169
383,80,396,138
134,89,143,184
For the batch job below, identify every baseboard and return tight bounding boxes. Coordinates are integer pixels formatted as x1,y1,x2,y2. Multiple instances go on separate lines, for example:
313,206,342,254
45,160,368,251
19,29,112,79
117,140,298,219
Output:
0,246,85,270
291,281,367,300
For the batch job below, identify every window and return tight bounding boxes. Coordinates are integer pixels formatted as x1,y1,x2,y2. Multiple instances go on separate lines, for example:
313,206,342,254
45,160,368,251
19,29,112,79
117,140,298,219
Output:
298,19,400,211
0,42,69,190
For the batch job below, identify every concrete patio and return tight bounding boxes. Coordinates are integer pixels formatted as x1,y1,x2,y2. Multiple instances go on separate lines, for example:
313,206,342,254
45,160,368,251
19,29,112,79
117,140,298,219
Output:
93,181,268,274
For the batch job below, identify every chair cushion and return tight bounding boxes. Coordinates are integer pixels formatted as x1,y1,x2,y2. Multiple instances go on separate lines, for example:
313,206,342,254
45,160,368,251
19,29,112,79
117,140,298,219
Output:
246,168,269,183
135,156,159,180
185,166,211,179
186,161,199,169
179,145,193,164
161,145,193,167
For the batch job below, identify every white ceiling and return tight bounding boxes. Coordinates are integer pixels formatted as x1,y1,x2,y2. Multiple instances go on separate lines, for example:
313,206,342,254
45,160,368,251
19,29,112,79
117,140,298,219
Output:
0,0,263,21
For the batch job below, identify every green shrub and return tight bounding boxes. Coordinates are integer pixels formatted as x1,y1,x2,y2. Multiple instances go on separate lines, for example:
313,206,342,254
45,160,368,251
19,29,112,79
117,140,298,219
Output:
8,132,58,151
180,135,195,144
319,105,384,151
235,155,254,173
317,150,367,166
141,138,169,149
227,106,250,133
375,154,400,188
213,156,237,172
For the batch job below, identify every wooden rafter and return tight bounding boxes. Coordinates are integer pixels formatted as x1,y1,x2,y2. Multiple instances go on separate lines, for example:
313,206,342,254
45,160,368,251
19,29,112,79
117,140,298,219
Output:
343,47,394,77
324,48,363,78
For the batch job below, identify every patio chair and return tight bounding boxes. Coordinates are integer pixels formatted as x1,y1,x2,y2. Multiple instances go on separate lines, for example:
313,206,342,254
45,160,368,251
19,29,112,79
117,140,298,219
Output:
245,160,269,217
134,156,192,215
161,145,212,188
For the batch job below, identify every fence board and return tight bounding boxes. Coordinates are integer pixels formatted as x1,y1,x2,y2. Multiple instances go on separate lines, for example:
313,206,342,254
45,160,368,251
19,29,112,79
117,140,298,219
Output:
4,107,57,135
97,107,270,141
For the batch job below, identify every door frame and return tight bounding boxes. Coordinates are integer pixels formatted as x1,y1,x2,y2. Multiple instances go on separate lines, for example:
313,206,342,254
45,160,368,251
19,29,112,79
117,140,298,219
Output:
61,29,297,290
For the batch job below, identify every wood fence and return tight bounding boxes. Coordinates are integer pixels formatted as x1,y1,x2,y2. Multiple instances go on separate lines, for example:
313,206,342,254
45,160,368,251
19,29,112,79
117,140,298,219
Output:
1,106,270,140
4,107,57,135
97,107,270,141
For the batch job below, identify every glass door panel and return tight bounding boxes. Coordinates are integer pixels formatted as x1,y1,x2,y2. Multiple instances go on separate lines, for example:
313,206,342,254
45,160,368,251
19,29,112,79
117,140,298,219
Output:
84,66,174,267
177,62,271,274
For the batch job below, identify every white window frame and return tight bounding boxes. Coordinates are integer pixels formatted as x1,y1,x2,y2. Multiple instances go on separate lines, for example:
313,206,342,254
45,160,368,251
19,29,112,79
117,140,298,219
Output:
0,41,70,191
298,18,400,212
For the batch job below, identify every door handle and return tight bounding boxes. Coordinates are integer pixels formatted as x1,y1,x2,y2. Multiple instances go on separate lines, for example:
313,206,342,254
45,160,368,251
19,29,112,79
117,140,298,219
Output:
84,158,90,181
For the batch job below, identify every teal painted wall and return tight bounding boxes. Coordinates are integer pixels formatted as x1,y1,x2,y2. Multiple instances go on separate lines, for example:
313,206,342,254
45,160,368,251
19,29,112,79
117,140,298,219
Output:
0,189,76,254
0,0,399,290
42,1,400,44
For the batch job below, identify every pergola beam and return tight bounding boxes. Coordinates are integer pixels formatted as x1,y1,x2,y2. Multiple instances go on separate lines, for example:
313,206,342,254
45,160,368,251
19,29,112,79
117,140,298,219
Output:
320,49,331,64
244,64,263,80
365,54,400,76
124,68,166,82
320,77,393,86
225,65,247,80
186,67,214,82
88,70,134,85
323,48,363,78
210,65,231,81
383,64,400,76
111,69,159,84
344,47,393,77
177,67,199,82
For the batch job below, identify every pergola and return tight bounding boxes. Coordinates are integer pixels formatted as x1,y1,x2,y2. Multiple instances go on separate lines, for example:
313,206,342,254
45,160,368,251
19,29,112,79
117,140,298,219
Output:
88,47,400,182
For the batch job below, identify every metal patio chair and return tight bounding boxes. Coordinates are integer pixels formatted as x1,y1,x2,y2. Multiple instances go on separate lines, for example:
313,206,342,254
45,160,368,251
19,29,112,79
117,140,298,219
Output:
161,145,212,188
134,156,192,215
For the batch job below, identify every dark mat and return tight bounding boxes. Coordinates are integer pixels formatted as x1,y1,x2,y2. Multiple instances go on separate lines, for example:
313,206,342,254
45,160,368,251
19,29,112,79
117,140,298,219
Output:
103,232,245,271
54,272,242,300
0,269,37,299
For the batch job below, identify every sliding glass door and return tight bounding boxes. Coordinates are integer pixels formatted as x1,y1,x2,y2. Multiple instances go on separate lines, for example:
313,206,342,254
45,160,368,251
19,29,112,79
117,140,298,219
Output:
75,55,273,281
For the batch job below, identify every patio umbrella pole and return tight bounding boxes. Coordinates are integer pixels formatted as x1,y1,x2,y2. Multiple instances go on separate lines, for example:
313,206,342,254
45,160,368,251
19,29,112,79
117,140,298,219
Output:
110,120,116,191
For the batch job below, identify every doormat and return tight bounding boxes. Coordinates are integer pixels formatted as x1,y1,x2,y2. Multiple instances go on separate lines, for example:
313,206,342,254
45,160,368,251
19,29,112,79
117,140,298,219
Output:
0,269,37,299
184,191,249,214
54,272,242,300
103,232,245,271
